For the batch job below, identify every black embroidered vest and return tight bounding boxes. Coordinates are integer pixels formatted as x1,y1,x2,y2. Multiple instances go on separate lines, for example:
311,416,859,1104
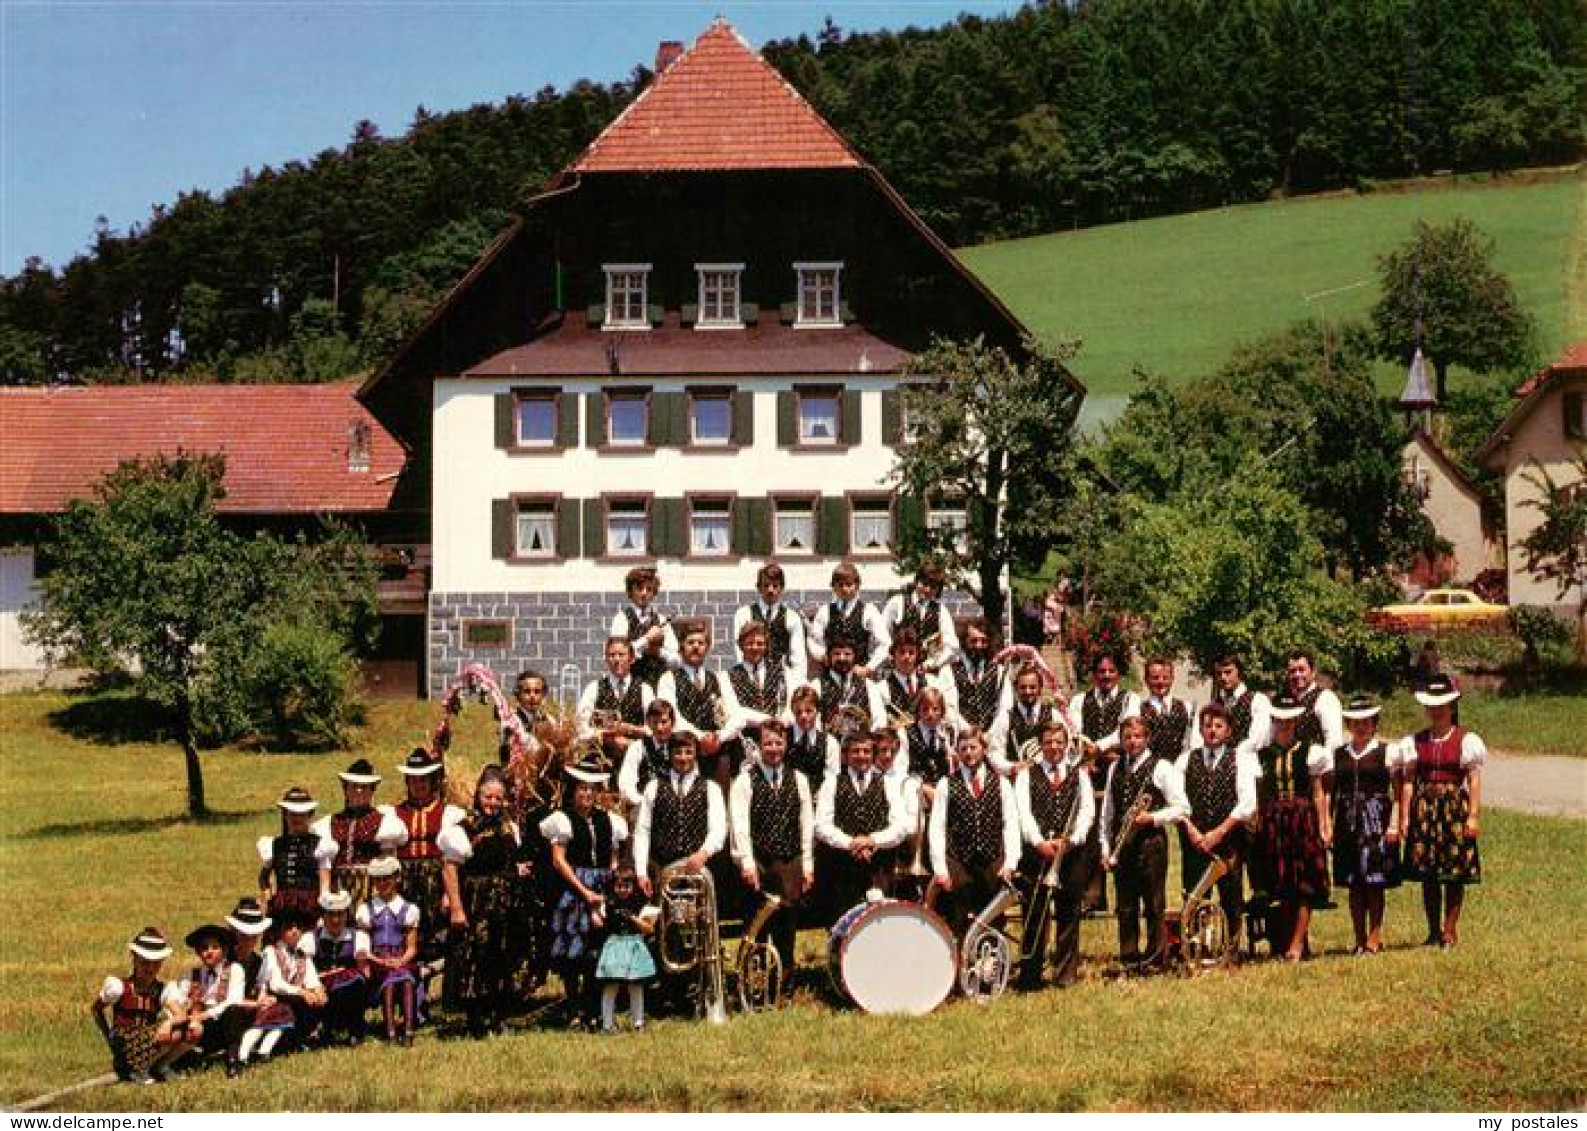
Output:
1028,763,1081,840
787,731,830,790
624,606,669,685
1218,687,1256,745
947,773,1005,867
652,776,710,864
1295,684,1325,748
819,673,872,731
330,809,383,866
834,772,889,836
1256,743,1313,806
673,670,725,732
1185,748,1239,830
749,604,793,670
595,678,648,727
825,601,872,657
1108,755,1164,842
749,767,802,861
951,658,1003,730
905,725,951,783
1006,702,1054,761
564,808,614,870
729,664,784,717
271,832,321,892
1143,698,1192,760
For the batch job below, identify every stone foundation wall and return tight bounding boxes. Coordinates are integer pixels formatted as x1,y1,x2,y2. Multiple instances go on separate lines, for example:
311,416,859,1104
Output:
428,588,984,697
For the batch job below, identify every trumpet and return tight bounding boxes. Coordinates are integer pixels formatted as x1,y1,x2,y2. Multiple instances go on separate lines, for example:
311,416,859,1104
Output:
1106,787,1155,870
657,860,728,1025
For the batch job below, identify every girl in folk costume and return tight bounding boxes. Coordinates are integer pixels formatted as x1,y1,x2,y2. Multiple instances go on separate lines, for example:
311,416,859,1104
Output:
302,890,368,1045
541,755,628,1030
392,749,464,968
1396,676,1485,948
657,618,746,792
313,759,406,908
257,787,334,918
595,867,658,1033
91,928,186,1084
880,561,960,673
941,616,1012,735
1249,693,1332,962
1174,703,1259,952
1072,653,1143,914
633,732,729,898
1212,652,1272,750
814,730,907,920
728,621,791,743
874,627,929,725
610,565,679,688
1322,695,1402,955
618,697,677,812
356,856,419,1045
578,637,654,761
732,562,810,687
1141,656,1195,762
990,665,1067,776
1015,719,1094,989
166,923,248,1077
812,634,885,734
729,719,814,994
808,561,889,677
439,767,532,1038
1099,717,1190,967
1284,650,1345,754
927,727,1021,937
224,898,273,1039
238,910,324,1066
786,685,841,792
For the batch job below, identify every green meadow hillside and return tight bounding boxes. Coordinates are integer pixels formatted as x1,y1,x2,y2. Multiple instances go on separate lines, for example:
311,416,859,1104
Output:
961,174,1583,429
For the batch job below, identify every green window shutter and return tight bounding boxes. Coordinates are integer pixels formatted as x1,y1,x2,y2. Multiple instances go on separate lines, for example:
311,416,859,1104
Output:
817,496,849,555
653,498,685,557
746,497,772,556
779,301,797,325
556,390,579,448
667,392,690,445
495,393,515,449
896,493,926,546
681,303,699,326
491,499,513,559
647,303,663,327
776,391,797,447
732,390,754,446
881,389,901,446
585,304,604,328
556,498,580,559
586,392,607,447
731,498,752,556
582,498,605,558
741,301,759,325
841,389,862,446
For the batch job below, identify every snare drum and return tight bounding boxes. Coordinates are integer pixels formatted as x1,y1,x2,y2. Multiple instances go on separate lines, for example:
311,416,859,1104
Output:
827,898,957,1015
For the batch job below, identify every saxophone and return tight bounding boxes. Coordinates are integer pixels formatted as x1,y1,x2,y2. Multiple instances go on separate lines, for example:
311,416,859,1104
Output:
657,860,728,1025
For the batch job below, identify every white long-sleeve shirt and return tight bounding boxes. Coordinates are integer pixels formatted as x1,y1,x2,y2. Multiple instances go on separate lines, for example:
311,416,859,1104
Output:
617,736,669,809
1295,683,1345,753
731,602,810,687
807,599,891,670
610,605,679,670
632,771,728,874
1098,753,1190,859
657,666,746,741
1014,755,1095,848
575,674,654,740
728,765,815,878
1068,689,1144,754
260,942,322,997
813,769,908,852
879,593,961,670
927,765,1020,878
312,806,408,856
1173,745,1260,826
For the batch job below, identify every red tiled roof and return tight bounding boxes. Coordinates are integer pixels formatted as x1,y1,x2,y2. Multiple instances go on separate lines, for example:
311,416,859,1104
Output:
0,383,405,514
1515,341,1587,397
465,313,908,378
570,20,863,173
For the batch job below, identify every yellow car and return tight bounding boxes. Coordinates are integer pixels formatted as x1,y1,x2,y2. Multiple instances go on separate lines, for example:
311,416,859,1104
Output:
1368,589,1508,630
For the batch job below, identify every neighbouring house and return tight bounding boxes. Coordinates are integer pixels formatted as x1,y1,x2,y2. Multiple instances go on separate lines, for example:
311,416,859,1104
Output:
1476,342,1587,612
358,20,1078,694
0,382,429,696
1396,347,1501,587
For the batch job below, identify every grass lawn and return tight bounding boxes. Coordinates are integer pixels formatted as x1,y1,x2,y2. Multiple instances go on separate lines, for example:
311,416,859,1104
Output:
2,690,1584,1111
960,173,1583,430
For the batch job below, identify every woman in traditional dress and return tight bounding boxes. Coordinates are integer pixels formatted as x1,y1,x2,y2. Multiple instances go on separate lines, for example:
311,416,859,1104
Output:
1321,694,1401,955
439,766,529,1037
1395,675,1484,948
257,787,335,918
1249,692,1331,961
90,928,185,1084
541,755,627,1029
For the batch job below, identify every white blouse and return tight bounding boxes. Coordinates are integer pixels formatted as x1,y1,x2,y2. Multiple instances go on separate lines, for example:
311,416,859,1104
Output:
538,809,631,848
437,821,521,866
1391,731,1488,771
255,833,338,866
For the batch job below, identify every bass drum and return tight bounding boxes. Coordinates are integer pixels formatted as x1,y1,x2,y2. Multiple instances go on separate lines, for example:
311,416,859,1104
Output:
828,899,957,1016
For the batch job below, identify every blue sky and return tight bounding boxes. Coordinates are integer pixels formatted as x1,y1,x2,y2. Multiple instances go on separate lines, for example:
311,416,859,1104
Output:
1,1,1021,276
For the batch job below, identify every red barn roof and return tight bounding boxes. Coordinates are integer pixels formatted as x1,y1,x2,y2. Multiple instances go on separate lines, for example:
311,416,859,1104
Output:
568,19,863,174
1514,341,1587,397
0,382,405,514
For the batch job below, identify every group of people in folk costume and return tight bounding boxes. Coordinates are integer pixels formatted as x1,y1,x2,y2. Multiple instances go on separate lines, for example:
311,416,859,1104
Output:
93,559,1487,1082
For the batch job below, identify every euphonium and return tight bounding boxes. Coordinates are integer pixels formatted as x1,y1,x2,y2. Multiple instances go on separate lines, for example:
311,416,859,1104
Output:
959,882,1019,1003
658,860,729,1025
734,893,785,1013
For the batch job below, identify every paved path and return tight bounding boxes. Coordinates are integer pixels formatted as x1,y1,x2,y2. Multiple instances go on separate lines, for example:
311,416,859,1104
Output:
1483,752,1587,819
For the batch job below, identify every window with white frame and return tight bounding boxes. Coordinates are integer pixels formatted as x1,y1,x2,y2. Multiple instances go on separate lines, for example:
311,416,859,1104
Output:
794,262,842,326
850,497,893,553
689,498,732,557
607,392,648,447
798,390,840,445
928,499,969,555
603,264,651,329
695,263,743,328
773,498,816,554
690,391,732,445
514,500,557,559
516,393,557,447
605,500,649,558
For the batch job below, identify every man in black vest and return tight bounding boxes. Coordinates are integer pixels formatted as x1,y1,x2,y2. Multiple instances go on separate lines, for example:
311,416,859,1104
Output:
1069,654,1142,915
577,637,654,761
657,619,746,792
1099,717,1189,967
728,720,813,991
814,731,906,923
633,733,727,897
814,634,883,735
808,561,888,677
1014,719,1093,988
928,729,1019,937
1174,703,1258,956
1212,652,1272,749
732,562,809,687
786,685,839,791
943,617,1011,734
1141,655,1195,762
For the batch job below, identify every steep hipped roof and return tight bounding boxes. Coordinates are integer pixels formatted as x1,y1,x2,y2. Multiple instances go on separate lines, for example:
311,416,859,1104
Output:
1476,341,1587,470
1397,346,1436,408
0,383,405,514
565,20,863,175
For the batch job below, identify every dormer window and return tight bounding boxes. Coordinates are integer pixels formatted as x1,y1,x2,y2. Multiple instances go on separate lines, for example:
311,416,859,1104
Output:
603,264,651,330
794,262,842,327
695,263,744,329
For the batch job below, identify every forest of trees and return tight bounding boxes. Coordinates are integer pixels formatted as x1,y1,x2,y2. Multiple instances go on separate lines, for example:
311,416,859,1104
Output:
2,0,1580,385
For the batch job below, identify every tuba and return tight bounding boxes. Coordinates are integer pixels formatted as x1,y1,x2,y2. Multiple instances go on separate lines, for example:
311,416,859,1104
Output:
734,893,785,1013
657,860,729,1025
959,883,1019,1003
1175,854,1238,974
